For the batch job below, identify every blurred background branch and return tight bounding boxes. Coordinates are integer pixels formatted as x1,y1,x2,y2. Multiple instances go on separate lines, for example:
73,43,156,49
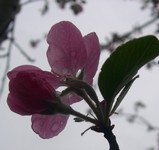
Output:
118,101,159,150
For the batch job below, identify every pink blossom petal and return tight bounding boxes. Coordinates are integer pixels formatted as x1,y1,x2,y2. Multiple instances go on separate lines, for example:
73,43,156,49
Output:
31,114,69,139
47,21,87,76
8,72,53,115
64,92,82,105
7,94,32,115
7,65,61,88
7,68,61,115
7,65,41,79
83,33,100,84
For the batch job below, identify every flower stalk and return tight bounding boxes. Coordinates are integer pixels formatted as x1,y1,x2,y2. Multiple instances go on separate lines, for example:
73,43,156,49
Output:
54,93,98,125
63,77,104,123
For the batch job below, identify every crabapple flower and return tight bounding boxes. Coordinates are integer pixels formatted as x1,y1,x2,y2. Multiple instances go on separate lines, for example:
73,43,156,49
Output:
47,21,100,80
7,65,61,115
7,65,70,139
31,21,100,138
7,21,100,139
47,21,100,103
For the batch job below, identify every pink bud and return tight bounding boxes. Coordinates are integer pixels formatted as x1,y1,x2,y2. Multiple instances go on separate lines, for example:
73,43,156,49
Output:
7,65,60,115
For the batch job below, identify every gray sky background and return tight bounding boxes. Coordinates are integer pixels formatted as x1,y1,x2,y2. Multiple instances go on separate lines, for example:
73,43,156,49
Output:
0,0,159,150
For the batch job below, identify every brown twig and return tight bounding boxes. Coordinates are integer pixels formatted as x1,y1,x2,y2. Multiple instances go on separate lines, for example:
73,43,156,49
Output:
100,15,159,52
0,20,15,97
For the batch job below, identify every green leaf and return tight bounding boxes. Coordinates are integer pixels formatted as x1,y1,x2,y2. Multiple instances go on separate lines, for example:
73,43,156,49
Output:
110,75,139,115
98,35,159,112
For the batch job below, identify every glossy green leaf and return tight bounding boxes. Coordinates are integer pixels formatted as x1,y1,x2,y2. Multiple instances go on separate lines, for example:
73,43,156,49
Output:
98,35,159,112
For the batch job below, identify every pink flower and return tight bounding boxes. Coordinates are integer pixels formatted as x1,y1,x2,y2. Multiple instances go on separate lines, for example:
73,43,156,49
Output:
7,65,61,115
7,65,70,138
47,21,100,104
7,21,100,139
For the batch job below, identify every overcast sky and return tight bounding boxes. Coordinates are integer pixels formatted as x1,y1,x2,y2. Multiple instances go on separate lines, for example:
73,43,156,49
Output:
0,0,159,150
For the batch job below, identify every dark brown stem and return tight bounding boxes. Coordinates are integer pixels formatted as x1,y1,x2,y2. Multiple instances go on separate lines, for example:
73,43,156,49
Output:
103,126,120,150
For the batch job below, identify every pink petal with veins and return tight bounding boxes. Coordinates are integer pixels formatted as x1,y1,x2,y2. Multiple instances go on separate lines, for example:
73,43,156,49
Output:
83,32,100,84
31,114,69,139
47,21,87,76
66,33,100,104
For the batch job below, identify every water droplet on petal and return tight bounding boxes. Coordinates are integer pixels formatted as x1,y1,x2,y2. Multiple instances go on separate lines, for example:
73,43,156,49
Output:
51,123,59,132
60,121,64,125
